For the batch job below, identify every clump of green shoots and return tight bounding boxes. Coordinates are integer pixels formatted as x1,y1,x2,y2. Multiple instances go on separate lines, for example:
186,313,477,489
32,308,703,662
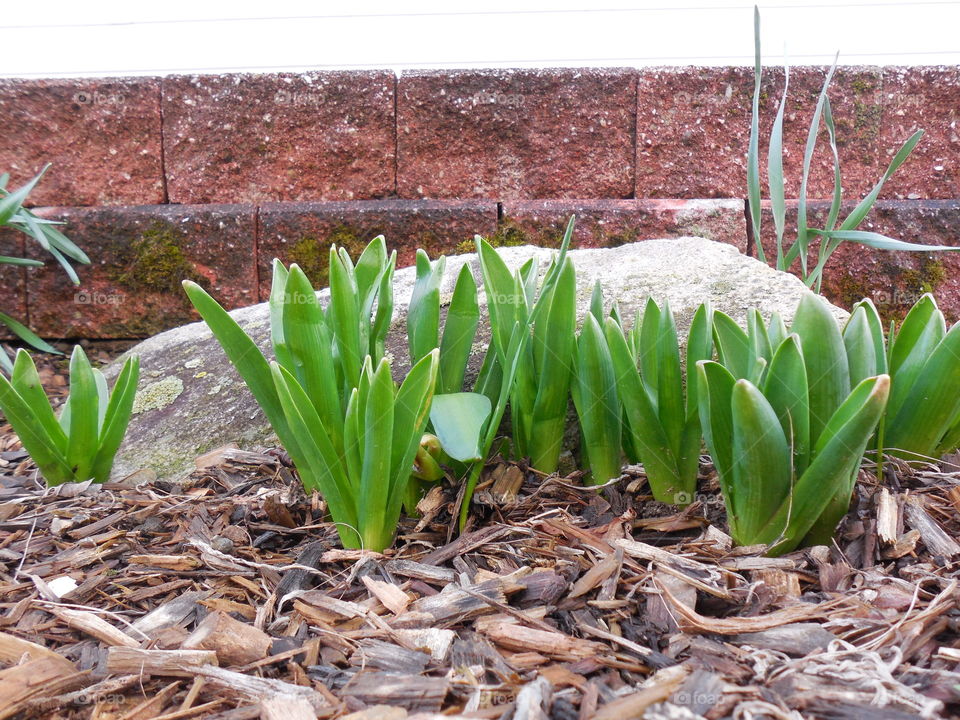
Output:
746,6,958,291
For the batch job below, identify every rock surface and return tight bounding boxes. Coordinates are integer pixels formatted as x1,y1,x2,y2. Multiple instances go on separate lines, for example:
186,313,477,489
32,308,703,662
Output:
105,237,848,481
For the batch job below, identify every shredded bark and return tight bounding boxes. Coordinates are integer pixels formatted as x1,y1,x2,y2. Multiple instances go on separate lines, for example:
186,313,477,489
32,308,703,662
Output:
1,349,959,718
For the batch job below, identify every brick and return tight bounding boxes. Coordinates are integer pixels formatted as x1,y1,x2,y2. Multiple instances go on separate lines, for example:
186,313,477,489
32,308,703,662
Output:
397,69,636,199
0,78,165,207
636,67,754,199
0,233,27,341
25,205,257,338
758,200,960,323
878,66,960,199
776,67,884,201
636,66,883,200
500,199,746,252
257,200,498,299
162,72,396,204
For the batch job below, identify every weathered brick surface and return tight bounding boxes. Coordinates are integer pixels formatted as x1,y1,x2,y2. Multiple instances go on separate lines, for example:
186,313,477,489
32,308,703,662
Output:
636,67,754,199
25,205,257,338
500,199,746,252
0,78,164,206
776,67,884,201
636,66,884,201
879,67,960,200
0,234,27,340
397,69,637,200
162,72,396,204
257,200,498,299
758,199,960,322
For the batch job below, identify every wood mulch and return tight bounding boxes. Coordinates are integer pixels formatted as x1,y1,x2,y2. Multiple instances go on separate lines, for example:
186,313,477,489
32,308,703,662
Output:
1,346,960,719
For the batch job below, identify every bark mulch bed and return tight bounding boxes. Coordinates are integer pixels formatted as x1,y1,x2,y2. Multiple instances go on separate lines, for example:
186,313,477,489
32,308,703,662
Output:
1,345,960,719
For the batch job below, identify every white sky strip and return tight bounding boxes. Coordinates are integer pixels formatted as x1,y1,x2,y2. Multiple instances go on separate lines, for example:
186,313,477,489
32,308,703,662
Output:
2,0,958,77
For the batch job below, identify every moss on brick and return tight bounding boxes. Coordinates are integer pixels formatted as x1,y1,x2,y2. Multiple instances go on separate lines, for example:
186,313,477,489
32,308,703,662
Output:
112,223,202,293
286,225,369,287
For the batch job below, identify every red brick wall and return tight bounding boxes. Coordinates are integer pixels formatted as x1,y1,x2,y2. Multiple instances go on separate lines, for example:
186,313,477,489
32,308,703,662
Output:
1,66,958,338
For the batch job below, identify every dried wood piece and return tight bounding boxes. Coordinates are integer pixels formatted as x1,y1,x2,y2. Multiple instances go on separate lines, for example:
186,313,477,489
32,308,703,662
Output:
130,591,210,637
124,579,194,604
577,619,673,669
0,630,75,668
516,571,568,607
181,611,272,667
340,706,407,720
294,592,367,623
106,647,219,676
259,695,317,720
67,510,125,540
486,464,525,506
391,629,455,664
592,665,689,720
876,488,900,545
274,541,327,601
647,571,697,632
482,621,605,661
128,555,203,571
419,525,514,566
673,668,725,716
882,530,922,559
197,666,327,710
145,699,225,720
47,606,141,648
751,568,802,598
343,671,449,712
731,623,837,656
383,559,456,584
394,580,507,627
615,538,714,574
903,495,960,557
569,553,620,599
0,657,85,720
658,581,844,635
513,676,551,720
194,444,240,470
350,639,431,674
701,526,733,552
115,679,180,720
361,576,410,615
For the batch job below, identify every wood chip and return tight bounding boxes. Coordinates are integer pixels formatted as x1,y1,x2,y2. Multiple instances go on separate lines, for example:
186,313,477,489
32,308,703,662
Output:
482,621,605,661
903,495,960,557
361,576,411,615
181,611,272,667
106,647,219,676
46,606,141,648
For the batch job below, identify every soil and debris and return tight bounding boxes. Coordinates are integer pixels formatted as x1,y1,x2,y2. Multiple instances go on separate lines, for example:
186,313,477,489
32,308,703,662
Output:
1,349,960,720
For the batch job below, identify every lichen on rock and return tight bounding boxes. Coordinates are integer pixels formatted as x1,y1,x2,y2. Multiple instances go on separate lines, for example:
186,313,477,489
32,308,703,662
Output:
132,376,185,415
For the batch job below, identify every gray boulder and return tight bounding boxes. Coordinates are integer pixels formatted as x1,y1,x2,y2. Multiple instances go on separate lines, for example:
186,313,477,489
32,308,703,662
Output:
105,237,848,480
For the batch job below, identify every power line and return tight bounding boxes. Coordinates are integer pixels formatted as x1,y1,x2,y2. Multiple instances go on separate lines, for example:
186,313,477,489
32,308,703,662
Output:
2,1,958,31
4,49,958,79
